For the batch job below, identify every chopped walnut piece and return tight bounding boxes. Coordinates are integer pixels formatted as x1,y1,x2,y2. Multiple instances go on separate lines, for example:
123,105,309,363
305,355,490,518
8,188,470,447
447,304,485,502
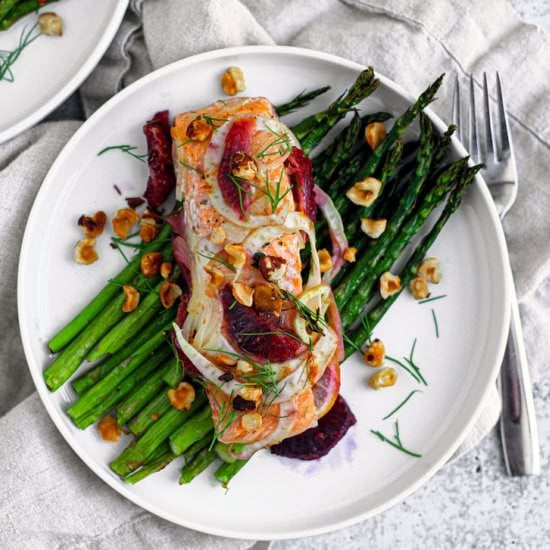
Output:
343,247,357,263
232,282,254,307
241,412,263,432
186,116,213,142
122,285,140,313
139,210,159,243
160,261,173,280
418,257,441,284
318,249,333,273
364,339,385,367
368,367,397,389
258,255,287,283
112,207,140,239
224,243,246,269
205,264,225,288
365,122,387,150
160,281,183,308
74,238,98,265
39,12,63,36
140,252,162,278
78,211,107,238
409,276,430,300
231,151,257,181
222,66,246,96
98,415,122,442
210,225,226,245
346,177,382,207
167,382,196,411
239,386,263,405
361,218,387,239
236,359,253,374
254,283,282,315
379,271,401,299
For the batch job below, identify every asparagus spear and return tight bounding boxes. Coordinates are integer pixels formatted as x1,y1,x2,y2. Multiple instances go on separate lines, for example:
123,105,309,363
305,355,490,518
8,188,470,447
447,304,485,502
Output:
214,459,249,488
182,432,214,462
111,390,207,477
274,86,330,117
73,346,172,429
66,320,173,421
179,448,218,484
115,357,177,426
162,356,183,388
127,388,172,437
125,447,177,485
350,75,444,185
72,307,176,396
292,68,379,155
335,156,467,322
169,406,214,456
48,223,171,353
345,164,481,357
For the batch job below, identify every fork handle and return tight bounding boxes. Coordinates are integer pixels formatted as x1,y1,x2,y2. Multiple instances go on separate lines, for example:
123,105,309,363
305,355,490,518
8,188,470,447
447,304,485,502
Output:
499,274,540,476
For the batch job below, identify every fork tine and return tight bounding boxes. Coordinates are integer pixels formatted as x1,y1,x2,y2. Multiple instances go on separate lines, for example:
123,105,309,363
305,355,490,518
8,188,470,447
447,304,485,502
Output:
452,75,462,141
468,74,480,162
482,73,497,162
495,71,511,156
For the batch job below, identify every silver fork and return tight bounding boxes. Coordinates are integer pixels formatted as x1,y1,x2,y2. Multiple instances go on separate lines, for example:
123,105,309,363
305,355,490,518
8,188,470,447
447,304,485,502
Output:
452,73,540,476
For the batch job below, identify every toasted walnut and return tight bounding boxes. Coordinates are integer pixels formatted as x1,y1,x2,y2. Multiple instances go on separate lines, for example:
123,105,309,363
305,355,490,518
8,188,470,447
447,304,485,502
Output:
318,249,333,273
232,282,254,307
368,367,397,389
254,283,282,315
258,254,287,283
74,238,98,265
160,261,173,280
224,243,246,269
361,218,387,239
222,66,246,96
241,412,263,432
39,12,63,36
210,225,226,245
365,122,387,150
206,265,225,288
186,116,212,142
139,210,159,243
112,207,140,239
418,257,441,284
343,247,357,263
379,271,401,299
216,353,238,366
98,415,121,442
231,151,257,181
236,359,254,374
364,339,385,367
346,177,382,207
140,252,162,278
167,382,196,411
409,276,430,300
78,211,107,238
160,281,183,308
122,285,140,313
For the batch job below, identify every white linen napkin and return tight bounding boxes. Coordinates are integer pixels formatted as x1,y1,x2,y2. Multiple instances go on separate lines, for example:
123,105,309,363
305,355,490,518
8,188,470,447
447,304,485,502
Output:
1,0,549,547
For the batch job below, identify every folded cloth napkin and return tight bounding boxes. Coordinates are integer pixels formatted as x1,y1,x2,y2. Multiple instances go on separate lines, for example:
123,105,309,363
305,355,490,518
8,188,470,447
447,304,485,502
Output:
1,0,549,547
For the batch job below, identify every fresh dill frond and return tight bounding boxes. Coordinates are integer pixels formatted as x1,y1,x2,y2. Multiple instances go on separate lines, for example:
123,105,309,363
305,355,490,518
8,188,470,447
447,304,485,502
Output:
196,250,236,273
370,420,422,458
0,23,41,84
382,390,422,420
98,144,147,162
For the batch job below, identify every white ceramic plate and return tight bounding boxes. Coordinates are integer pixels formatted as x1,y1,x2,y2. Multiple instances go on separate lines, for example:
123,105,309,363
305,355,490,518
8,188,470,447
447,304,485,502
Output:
0,0,128,144
18,46,511,540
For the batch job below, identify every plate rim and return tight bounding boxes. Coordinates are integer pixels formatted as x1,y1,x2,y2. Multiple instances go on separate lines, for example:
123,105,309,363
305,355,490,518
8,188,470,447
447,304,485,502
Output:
17,45,512,540
0,0,129,144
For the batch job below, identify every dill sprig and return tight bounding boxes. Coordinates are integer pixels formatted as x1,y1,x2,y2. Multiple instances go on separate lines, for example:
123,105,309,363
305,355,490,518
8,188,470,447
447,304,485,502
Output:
386,338,427,386
431,308,439,338
0,23,41,84
206,386,237,450
179,159,202,174
418,294,447,305
97,144,147,162
228,174,252,216
279,288,327,335
196,250,236,272
370,420,422,458
256,123,292,159
382,390,422,420
202,114,228,127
